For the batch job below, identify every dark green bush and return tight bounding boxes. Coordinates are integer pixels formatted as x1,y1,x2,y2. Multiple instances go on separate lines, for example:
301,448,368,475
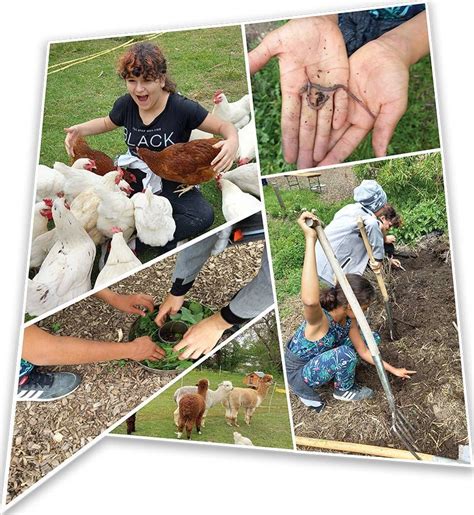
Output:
354,153,446,244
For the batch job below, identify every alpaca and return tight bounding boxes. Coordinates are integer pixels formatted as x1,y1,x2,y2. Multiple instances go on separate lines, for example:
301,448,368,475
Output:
126,414,136,435
177,379,209,440
223,374,273,427
173,380,233,427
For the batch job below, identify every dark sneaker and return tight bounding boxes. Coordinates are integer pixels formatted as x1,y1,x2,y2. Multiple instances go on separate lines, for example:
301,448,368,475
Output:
17,370,81,402
333,384,374,402
298,396,326,413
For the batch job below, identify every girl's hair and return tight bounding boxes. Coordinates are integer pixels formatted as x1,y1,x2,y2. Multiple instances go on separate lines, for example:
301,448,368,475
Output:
117,42,176,93
379,204,402,228
320,274,375,311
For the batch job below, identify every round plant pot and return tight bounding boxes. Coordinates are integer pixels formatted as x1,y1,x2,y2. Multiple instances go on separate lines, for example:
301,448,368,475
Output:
158,320,188,344
128,300,214,374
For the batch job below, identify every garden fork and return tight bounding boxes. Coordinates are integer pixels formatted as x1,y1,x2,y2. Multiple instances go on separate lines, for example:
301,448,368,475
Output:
357,217,396,340
306,217,420,459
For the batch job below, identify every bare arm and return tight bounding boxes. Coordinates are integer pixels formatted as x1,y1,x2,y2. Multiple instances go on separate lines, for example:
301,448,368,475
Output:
23,325,164,365
93,288,155,316
198,114,239,173
377,11,429,67
297,212,325,330
64,116,118,157
348,324,416,379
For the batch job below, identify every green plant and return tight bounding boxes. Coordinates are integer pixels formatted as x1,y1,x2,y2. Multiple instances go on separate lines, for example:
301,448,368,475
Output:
50,323,62,333
169,302,213,325
354,153,447,244
131,301,213,371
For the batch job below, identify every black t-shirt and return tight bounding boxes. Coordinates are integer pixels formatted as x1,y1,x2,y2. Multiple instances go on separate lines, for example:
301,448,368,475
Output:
109,92,209,156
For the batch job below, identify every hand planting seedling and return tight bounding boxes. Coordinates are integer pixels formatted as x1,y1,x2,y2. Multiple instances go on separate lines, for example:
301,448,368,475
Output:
129,301,214,372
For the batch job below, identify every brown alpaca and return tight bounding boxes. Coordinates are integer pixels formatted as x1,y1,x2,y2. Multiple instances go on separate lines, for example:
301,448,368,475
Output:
222,374,273,427
177,379,209,440
126,414,136,435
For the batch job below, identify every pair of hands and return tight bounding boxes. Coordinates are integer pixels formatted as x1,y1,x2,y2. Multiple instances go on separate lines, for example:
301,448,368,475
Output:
249,16,410,167
155,294,232,360
103,292,164,362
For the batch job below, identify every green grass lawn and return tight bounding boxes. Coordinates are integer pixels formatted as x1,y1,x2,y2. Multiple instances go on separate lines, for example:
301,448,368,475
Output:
252,52,440,174
112,368,294,449
40,27,247,235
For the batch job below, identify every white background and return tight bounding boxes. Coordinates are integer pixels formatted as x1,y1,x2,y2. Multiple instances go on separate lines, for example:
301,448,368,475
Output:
1,0,473,513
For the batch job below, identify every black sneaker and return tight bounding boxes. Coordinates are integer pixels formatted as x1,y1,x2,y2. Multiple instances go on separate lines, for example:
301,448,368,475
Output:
333,384,374,402
17,370,81,402
298,396,326,413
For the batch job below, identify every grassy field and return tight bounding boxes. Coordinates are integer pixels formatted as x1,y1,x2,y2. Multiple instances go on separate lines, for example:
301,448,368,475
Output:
251,51,440,174
112,368,294,449
41,26,249,230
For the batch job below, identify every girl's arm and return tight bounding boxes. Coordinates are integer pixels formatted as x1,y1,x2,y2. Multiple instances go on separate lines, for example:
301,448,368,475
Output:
64,116,118,157
297,212,326,333
197,114,238,173
23,325,164,365
348,324,416,379
93,288,155,316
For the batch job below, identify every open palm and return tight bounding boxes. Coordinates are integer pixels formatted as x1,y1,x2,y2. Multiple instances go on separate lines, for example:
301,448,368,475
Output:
318,39,409,165
249,17,349,169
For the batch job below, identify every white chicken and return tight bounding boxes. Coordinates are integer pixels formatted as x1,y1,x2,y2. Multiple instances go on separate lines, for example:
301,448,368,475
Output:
223,163,260,198
94,229,142,288
54,160,130,202
233,432,254,446
30,229,57,269
218,178,262,222
131,187,176,247
96,180,135,242
36,165,65,202
212,90,251,129
29,171,130,269
236,120,257,166
31,199,53,241
70,170,130,245
26,198,96,316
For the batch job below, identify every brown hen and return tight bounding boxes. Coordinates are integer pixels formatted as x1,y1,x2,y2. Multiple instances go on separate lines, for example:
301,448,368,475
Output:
70,137,115,174
137,138,221,195
70,136,136,185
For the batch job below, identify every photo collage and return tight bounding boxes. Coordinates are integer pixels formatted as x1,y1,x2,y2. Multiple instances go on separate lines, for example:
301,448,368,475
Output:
3,3,471,510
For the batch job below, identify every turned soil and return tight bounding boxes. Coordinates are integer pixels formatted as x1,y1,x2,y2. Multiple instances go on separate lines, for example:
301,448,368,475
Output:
284,236,469,460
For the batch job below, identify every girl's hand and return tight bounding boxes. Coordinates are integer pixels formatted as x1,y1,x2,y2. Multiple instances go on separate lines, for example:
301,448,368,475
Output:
127,336,165,361
109,293,155,316
154,293,185,327
392,367,416,379
297,211,319,239
211,137,239,174
385,234,396,244
64,126,80,157
173,313,232,360
389,257,403,269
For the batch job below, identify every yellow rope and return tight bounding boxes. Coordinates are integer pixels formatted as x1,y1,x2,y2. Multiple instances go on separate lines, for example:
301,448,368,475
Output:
47,33,164,75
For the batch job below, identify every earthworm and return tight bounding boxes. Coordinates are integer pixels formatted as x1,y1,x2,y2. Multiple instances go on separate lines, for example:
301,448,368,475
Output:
300,81,376,119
